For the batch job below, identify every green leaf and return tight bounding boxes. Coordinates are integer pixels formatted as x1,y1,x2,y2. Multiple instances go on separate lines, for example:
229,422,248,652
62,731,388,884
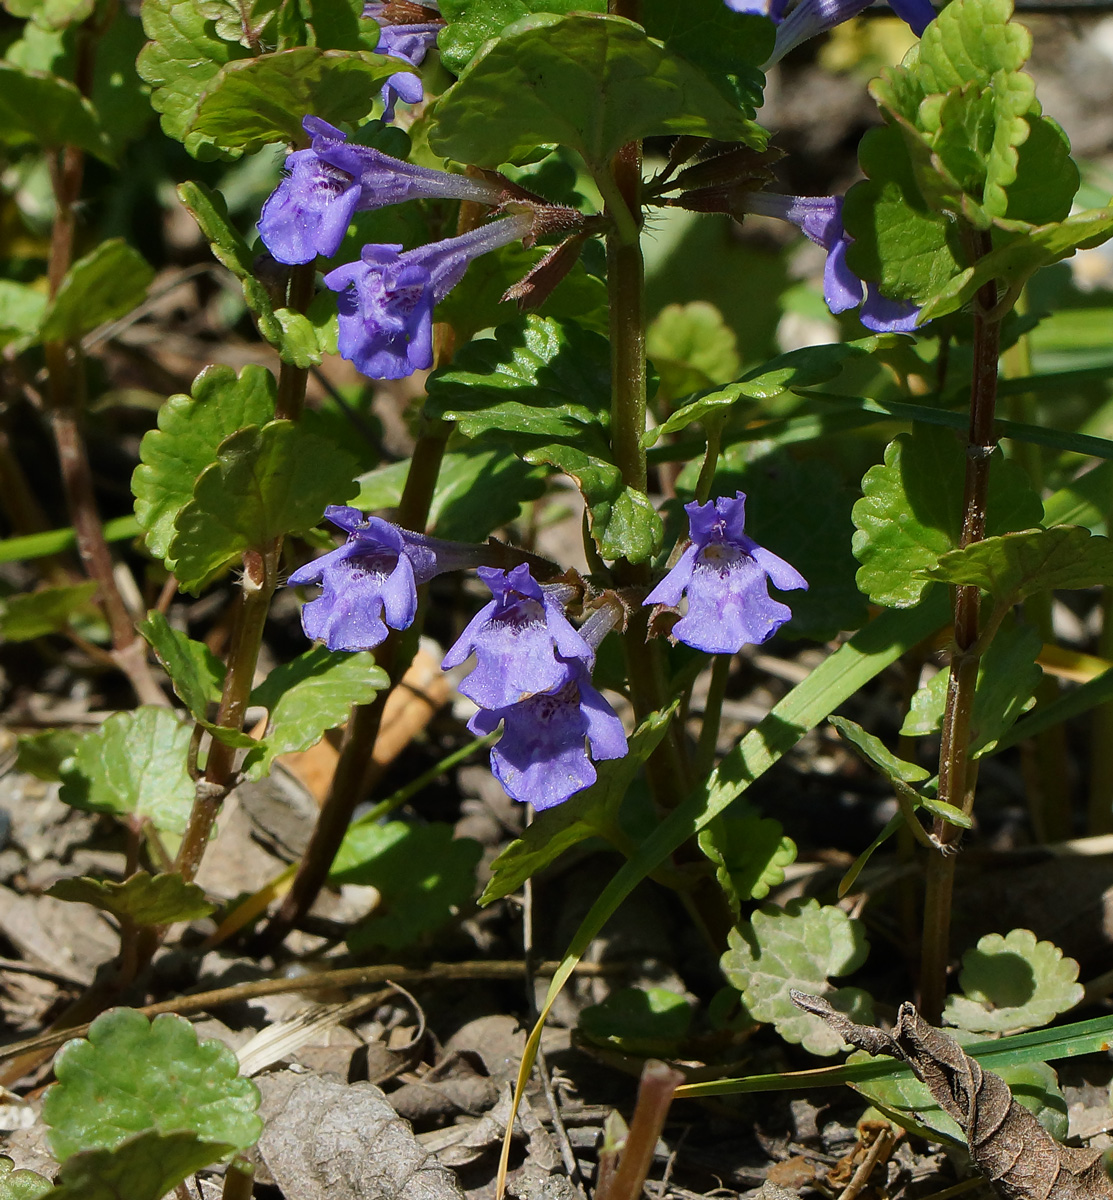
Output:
133,363,276,565
0,62,110,159
39,240,154,344
0,1157,51,1200
427,316,662,562
943,929,1083,1035
428,13,766,171
47,871,216,926
852,423,1043,608
137,611,226,720
4,0,94,29
829,715,930,783
721,898,873,1056
437,0,606,76
646,301,741,402
45,1007,260,1158
176,182,330,365
924,525,1113,606
14,729,83,781
189,48,405,153
330,822,483,950
0,582,98,642
90,8,153,157
579,987,692,1054
58,707,195,835
901,621,1041,757
137,0,251,158
49,1131,236,1200
1005,115,1078,226
307,0,382,51
0,281,48,350
243,646,388,780
170,420,358,593
698,806,796,916
480,706,676,904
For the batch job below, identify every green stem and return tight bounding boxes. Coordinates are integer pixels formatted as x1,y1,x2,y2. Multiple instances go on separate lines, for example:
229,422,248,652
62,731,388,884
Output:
694,654,731,779
920,229,1001,1023
693,417,725,505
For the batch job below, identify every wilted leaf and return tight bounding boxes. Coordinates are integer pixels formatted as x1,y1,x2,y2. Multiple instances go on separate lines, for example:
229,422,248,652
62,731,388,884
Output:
44,1008,261,1160
47,872,216,927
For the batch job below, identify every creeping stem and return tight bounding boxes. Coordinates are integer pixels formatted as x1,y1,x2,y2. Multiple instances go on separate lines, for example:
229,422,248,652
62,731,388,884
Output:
920,229,1001,1022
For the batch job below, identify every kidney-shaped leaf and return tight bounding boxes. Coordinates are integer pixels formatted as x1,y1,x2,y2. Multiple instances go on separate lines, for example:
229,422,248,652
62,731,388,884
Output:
0,1157,51,1200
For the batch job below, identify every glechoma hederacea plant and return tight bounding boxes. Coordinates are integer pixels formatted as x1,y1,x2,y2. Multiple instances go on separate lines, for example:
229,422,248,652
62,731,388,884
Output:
4,0,1113,1191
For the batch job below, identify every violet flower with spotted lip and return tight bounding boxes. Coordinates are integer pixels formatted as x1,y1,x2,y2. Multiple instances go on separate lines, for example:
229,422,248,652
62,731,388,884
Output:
258,116,503,265
645,492,807,655
468,657,628,810
323,212,533,379
442,564,592,710
365,2,443,121
288,505,477,651
743,192,921,333
723,0,935,62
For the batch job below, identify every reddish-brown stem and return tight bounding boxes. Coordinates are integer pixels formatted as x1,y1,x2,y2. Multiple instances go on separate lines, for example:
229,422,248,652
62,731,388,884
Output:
596,1060,684,1200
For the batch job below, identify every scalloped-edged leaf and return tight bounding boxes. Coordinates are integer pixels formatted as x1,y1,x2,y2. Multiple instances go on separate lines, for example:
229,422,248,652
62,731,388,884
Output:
176,182,333,365
1005,116,1079,226
137,611,226,720
579,986,692,1054
438,0,606,75
900,621,1041,757
49,1130,236,1200
830,716,930,783
851,423,1043,608
58,707,195,835
48,871,216,926
428,12,766,171
242,647,389,781
698,807,796,916
44,1008,260,1159
0,1157,51,1200
923,526,1113,606
943,929,1083,1035
354,445,549,542
169,420,358,594
137,0,252,158
0,582,98,642
0,62,111,159
330,822,483,951
188,48,405,154
133,364,277,564
426,316,662,563
721,897,873,1056
39,240,154,344
5,0,95,29
480,706,676,904
646,301,741,402
854,1053,1067,1144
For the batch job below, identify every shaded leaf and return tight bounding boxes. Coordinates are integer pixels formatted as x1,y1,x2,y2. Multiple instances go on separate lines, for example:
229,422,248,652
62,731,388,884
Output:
721,898,873,1056
189,48,405,154
58,707,195,835
944,929,1083,1035
0,281,48,350
698,807,797,915
14,729,83,781
133,363,277,563
137,611,226,720
0,582,98,642
39,240,154,344
0,62,110,159
330,822,482,951
852,423,1043,608
428,13,766,171
647,301,741,402
480,706,676,904
580,987,692,1054
48,871,216,927
170,419,359,593
243,647,389,780
49,1131,236,1200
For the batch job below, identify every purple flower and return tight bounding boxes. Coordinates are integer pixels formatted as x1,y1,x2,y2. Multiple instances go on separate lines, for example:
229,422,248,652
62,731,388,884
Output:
442,564,592,710
469,658,628,810
259,115,503,265
323,213,533,379
288,505,475,650
723,0,935,62
645,492,807,654
365,2,443,121
743,192,921,333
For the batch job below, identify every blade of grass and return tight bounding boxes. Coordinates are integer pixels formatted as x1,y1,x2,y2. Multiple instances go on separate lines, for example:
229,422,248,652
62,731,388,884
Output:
0,514,141,564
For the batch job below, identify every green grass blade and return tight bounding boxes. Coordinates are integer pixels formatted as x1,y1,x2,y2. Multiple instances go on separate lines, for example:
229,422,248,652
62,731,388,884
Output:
0,515,141,564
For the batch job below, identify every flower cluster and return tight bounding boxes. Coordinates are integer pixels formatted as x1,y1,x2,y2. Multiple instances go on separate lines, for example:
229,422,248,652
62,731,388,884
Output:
364,1,444,121
443,565,627,810
646,493,807,654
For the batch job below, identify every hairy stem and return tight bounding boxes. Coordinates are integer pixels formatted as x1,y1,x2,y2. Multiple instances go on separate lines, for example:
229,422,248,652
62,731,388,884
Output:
920,230,1001,1022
